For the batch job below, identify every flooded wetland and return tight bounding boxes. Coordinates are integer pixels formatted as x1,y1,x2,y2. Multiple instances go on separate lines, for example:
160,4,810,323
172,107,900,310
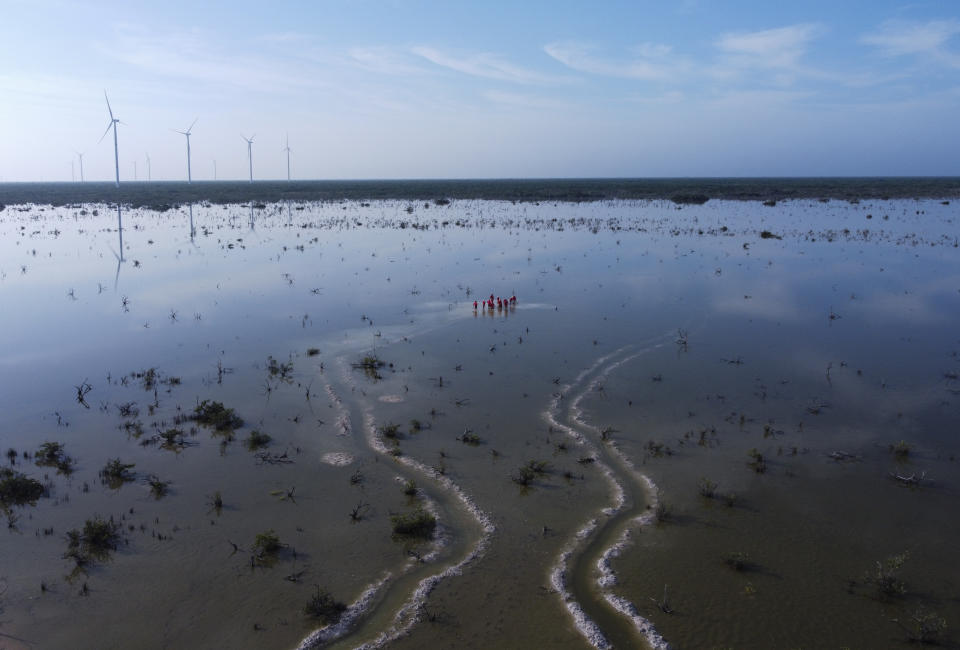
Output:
1,184,959,649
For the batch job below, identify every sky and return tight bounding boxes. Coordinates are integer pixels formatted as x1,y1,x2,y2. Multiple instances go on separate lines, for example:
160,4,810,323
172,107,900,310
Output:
1,0,959,182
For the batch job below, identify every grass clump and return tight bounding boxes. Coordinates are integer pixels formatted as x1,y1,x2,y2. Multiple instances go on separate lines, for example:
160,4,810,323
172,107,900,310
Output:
747,448,767,473
390,508,436,539
866,551,910,597
253,530,283,559
723,551,752,571
65,515,121,564
352,354,387,381
0,467,46,507
35,442,74,474
304,585,347,625
99,458,136,489
191,399,243,431
889,440,911,458
245,430,272,451
402,480,418,496
896,607,948,644
266,355,293,380
147,475,170,499
380,423,401,440
511,459,549,486
460,431,481,445
209,490,224,514
697,477,718,498
157,428,188,451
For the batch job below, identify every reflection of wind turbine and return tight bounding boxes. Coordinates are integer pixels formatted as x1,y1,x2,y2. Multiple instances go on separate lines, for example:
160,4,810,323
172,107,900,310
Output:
241,133,255,183
75,151,85,182
174,118,198,183
283,133,291,182
99,91,122,188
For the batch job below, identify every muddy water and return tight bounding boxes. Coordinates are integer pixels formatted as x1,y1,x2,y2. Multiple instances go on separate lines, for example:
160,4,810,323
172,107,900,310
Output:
1,198,958,649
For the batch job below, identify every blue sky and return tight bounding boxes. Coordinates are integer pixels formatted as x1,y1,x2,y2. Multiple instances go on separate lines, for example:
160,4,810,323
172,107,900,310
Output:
2,0,959,181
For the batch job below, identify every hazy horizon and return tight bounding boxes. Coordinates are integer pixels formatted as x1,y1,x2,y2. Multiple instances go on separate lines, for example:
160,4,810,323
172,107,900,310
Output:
3,1,959,182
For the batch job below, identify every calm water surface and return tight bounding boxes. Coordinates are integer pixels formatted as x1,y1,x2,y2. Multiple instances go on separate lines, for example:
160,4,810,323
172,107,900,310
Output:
1,198,958,649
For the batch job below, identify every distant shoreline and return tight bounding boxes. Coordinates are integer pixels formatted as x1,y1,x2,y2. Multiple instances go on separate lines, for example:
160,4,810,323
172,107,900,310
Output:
1,177,959,208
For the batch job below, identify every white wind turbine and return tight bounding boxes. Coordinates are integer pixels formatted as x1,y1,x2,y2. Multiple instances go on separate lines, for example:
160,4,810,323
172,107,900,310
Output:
98,91,122,188
74,151,85,182
241,133,255,182
174,118,198,183
283,133,291,182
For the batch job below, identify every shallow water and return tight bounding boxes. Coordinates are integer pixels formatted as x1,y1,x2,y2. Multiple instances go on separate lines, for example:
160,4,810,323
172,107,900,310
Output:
0,197,958,649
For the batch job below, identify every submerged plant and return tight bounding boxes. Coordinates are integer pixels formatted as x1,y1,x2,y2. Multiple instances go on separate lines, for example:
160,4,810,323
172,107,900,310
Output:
253,530,283,560
208,490,224,514
0,467,46,507
65,515,121,564
35,442,74,474
894,607,948,644
191,400,243,432
99,458,136,489
244,430,272,451
304,585,347,625
380,423,401,440
147,475,169,499
890,440,911,458
697,477,718,498
747,448,767,473
723,551,752,571
866,551,910,597
390,508,436,539
352,354,387,381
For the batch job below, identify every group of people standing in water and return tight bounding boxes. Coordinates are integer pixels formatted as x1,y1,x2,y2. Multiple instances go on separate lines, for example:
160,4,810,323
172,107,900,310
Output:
474,293,517,311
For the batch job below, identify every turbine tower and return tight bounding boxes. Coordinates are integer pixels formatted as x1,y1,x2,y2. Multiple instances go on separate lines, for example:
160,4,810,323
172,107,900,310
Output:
284,133,291,182
241,133,255,183
145,153,151,181
174,118,198,183
75,151,85,182
99,91,121,188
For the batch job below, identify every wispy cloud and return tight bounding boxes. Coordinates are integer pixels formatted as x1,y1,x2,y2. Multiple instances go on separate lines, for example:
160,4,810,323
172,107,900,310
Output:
348,47,427,76
715,23,822,69
105,27,324,93
411,46,564,84
861,19,960,67
482,90,572,111
543,41,684,80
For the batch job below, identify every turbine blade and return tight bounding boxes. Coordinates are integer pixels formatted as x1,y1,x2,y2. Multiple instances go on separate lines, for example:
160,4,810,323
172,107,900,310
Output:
104,90,114,119
98,121,113,143
187,117,198,132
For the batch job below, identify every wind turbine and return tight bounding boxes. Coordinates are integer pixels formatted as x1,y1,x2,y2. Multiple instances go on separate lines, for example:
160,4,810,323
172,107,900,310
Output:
99,91,121,188
241,133,255,183
174,118,198,183
75,151,85,182
283,133,291,182
145,153,151,181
